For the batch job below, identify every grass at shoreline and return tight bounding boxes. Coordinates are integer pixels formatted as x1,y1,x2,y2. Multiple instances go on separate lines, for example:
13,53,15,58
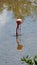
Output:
21,55,37,65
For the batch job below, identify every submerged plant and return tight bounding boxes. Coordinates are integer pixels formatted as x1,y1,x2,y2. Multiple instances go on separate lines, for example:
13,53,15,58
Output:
21,55,37,65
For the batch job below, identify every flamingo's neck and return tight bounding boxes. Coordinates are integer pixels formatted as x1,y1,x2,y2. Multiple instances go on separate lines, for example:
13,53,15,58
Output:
16,24,19,36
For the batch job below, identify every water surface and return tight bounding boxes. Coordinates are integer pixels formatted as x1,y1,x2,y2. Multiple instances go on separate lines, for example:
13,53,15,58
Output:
0,0,37,65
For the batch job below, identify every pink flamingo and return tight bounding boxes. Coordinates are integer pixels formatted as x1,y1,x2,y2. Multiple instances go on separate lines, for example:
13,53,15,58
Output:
16,19,22,36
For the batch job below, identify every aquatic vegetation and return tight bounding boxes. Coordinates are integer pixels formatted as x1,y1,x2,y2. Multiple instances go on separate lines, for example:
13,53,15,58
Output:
0,0,37,20
21,55,37,65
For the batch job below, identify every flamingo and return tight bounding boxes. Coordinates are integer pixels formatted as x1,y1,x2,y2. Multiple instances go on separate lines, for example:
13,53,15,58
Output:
16,19,22,36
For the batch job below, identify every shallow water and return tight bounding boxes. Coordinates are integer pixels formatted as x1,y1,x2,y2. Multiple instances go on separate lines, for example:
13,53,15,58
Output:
0,0,37,65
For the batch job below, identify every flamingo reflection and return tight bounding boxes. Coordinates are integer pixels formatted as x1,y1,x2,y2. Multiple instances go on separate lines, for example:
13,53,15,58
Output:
16,35,23,50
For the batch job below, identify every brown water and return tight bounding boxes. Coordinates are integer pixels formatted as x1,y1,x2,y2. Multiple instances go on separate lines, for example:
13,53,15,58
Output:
0,0,37,65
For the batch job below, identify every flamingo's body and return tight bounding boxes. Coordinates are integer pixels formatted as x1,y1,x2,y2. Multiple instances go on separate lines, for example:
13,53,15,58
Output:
16,19,22,25
16,19,22,36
